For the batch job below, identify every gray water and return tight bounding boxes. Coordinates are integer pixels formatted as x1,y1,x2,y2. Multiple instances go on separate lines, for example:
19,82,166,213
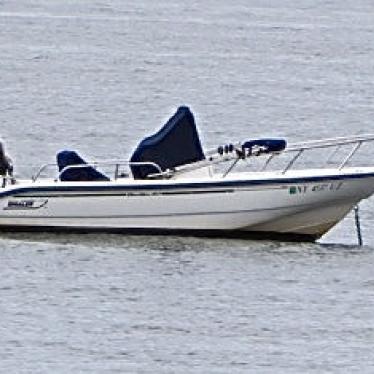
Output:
1,1,374,372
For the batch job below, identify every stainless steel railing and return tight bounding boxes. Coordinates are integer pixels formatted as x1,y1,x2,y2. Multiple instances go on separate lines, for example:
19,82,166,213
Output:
277,134,374,174
168,133,374,178
32,160,163,182
19,133,374,183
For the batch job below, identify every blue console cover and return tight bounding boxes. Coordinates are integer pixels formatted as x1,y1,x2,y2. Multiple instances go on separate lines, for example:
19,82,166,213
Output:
130,106,205,179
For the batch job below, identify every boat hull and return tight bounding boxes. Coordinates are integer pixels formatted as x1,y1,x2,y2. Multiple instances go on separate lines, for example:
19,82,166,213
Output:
1,169,374,241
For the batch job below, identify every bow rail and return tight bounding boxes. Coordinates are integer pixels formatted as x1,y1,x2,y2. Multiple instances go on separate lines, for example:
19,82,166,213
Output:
8,133,374,184
165,133,374,178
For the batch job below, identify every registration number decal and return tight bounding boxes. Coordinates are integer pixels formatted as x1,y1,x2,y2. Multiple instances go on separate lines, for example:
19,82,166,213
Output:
289,182,343,195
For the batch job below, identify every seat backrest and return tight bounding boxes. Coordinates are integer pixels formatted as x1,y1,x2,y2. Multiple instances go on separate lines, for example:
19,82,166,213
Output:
57,150,110,182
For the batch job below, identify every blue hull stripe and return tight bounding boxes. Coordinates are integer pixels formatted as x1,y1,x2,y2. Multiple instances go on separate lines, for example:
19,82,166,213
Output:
1,172,374,198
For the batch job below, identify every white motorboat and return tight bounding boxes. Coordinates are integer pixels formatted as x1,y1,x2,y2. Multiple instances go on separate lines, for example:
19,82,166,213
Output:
1,106,374,241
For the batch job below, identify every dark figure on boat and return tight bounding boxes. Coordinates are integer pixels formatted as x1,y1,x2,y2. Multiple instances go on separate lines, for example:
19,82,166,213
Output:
0,140,13,177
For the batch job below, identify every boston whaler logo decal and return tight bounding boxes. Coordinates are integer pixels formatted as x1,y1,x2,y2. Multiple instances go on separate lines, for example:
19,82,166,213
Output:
4,199,49,210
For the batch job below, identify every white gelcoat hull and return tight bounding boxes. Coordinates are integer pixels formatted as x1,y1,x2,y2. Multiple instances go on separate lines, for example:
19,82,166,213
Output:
1,167,374,240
